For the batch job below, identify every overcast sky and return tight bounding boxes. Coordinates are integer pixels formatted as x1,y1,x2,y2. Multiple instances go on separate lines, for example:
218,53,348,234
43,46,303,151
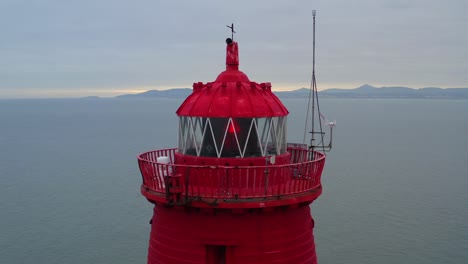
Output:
1,0,467,98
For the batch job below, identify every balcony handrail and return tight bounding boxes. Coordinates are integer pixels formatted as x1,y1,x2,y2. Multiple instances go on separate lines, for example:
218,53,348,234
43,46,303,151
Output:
137,147,325,204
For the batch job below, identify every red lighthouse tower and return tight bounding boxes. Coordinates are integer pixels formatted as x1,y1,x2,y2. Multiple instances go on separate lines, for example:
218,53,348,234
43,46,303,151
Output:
137,35,327,263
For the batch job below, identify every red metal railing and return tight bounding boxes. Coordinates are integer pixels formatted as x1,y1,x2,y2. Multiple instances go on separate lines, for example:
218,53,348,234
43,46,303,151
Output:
138,147,325,205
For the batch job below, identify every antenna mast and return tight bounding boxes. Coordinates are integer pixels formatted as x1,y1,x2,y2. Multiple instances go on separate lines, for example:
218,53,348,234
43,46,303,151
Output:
312,10,316,81
310,10,317,151
303,9,332,153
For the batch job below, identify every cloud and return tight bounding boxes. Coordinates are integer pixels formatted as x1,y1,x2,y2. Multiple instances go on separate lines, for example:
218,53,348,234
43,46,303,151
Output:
0,0,467,97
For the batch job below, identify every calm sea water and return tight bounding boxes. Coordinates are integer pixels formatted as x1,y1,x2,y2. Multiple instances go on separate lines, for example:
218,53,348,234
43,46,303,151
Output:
0,98,467,264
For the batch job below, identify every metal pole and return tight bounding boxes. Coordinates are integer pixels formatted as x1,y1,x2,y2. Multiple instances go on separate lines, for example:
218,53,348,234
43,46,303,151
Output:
310,10,317,151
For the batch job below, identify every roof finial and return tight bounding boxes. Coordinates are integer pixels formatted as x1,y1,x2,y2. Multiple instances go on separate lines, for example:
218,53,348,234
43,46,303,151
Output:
226,23,236,40
225,37,239,70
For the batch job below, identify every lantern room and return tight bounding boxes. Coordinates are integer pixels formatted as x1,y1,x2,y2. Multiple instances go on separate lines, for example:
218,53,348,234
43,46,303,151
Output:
178,115,287,158
176,38,290,166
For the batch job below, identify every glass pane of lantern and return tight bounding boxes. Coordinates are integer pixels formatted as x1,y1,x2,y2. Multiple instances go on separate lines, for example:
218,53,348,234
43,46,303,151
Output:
178,117,184,153
179,117,190,153
268,117,279,155
207,118,229,157
199,118,218,157
256,117,272,156
240,118,261,157
184,117,197,155
231,118,249,157
191,117,206,155
273,116,285,154
221,118,241,157
279,116,287,153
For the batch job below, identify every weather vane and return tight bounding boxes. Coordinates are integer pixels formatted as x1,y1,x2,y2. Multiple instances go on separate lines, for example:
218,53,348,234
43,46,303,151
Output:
226,23,236,40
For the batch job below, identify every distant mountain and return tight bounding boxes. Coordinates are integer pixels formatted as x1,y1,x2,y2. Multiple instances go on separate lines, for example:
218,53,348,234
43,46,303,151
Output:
115,85,468,99
80,96,102,99
274,88,311,98
116,88,192,98
319,84,468,99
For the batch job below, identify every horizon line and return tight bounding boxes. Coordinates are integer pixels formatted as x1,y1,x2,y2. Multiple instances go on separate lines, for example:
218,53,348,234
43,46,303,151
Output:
1,84,467,100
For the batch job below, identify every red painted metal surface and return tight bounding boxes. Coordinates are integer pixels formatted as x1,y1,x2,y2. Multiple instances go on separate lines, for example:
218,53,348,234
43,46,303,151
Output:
226,39,239,69
176,79,288,118
138,147,325,208
176,40,288,118
148,205,317,264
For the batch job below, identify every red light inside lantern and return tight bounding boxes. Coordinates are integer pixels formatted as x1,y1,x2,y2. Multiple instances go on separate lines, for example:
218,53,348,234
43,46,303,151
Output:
228,120,240,134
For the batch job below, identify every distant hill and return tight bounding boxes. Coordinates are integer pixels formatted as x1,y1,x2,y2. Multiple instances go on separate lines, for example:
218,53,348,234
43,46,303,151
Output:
80,96,101,99
274,88,311,98
114,85,468,99
318,84,468,99
116,88,192,98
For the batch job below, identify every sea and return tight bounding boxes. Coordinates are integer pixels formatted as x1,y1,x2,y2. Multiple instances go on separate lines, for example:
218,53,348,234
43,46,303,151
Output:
0,97,467,264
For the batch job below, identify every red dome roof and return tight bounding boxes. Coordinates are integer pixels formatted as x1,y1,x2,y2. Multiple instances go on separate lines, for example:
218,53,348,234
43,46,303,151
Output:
176,41,289,118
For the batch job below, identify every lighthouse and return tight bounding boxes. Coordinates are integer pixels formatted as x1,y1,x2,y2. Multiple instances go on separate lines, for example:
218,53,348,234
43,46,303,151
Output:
137,33,327,264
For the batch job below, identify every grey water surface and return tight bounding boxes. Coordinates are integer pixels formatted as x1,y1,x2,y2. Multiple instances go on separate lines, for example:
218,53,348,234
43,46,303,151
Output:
0,98,467,263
